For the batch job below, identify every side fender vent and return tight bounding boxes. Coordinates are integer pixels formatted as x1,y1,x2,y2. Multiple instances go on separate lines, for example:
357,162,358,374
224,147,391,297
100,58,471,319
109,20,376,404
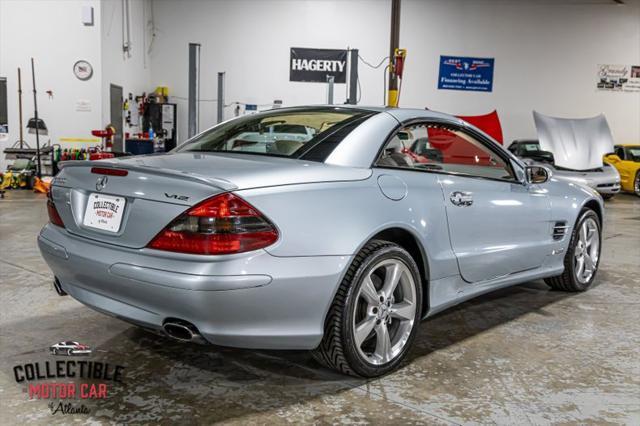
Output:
553,221,569,240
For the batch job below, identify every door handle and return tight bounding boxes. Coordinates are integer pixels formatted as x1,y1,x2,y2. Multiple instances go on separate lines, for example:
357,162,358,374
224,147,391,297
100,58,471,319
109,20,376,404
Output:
450,191,473,206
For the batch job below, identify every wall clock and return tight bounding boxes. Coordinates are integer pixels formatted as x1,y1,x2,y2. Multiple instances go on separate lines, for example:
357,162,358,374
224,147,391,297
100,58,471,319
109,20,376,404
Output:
73,60,93,81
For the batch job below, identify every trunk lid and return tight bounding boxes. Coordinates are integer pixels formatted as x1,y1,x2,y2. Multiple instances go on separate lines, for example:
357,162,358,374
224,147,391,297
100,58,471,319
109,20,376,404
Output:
111,152,372,189
52,153,370,248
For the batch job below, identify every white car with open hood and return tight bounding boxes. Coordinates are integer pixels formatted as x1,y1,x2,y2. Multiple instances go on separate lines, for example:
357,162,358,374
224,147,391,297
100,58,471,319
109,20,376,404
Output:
508,113,621,199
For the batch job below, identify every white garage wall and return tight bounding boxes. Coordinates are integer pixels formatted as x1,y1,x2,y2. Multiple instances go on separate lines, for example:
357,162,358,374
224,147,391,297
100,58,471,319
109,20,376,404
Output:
149,0,391,142
0,0,103,170
400,0,640,145
149,0,640,146
0,0,152,171
101,0,152,132
0,0,637,174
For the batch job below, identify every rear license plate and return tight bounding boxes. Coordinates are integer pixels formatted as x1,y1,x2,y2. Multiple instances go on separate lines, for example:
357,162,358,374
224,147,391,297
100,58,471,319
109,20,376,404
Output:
83,193,126,233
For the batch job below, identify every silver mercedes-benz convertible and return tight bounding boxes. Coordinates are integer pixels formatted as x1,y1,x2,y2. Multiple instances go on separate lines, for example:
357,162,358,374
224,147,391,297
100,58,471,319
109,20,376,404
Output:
39,106,604,377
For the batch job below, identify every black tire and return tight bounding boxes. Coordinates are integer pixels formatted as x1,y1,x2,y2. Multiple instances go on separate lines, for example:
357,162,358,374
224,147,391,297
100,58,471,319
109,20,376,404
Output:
51,348,58,355
601,194,615,200
312,240,423,377
545,209,601,292
67,348,73,356
634,171,640,197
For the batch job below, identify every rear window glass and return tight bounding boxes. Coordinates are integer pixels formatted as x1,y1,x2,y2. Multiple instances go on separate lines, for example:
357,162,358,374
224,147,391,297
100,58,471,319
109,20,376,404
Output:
176,107,374,161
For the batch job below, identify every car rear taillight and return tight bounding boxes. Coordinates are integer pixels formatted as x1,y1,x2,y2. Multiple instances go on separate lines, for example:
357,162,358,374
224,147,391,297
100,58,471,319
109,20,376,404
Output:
147,193,278,255
47,187,65,228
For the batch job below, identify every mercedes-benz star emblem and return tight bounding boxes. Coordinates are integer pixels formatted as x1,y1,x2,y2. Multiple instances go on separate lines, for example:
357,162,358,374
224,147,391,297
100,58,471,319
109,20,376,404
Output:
96,176,108,191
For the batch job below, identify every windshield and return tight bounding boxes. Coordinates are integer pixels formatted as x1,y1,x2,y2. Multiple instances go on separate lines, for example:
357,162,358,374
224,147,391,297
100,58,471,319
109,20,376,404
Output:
626,146,640,161
176,107,373,161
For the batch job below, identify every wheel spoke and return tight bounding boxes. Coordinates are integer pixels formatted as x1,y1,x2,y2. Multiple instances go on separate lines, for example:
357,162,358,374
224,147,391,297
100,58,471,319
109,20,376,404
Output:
580,223,588,245
575,256,585,278
382,263,402,299
360,276,379,306
352,257,418,366
591,239,599,263
587,233,599,256
391,301,415,321
354,316,377,347
584,253,595,272
374,323,392,362
586,223,597,247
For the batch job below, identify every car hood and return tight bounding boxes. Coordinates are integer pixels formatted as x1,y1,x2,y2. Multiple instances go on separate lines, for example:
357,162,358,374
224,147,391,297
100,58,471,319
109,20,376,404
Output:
108,152,372,190
533,111,615,170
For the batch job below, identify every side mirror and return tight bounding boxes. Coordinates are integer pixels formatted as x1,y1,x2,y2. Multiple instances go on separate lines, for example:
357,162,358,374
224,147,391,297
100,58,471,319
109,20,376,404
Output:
605,153,621,163
526,165,550,184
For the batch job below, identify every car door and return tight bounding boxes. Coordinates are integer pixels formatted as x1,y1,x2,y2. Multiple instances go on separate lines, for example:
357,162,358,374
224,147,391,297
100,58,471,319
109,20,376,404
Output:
429,123,551,282
380,120,552,284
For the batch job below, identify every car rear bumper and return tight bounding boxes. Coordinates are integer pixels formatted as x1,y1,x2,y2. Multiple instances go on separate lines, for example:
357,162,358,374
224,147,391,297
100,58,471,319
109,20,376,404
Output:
38,224,350,350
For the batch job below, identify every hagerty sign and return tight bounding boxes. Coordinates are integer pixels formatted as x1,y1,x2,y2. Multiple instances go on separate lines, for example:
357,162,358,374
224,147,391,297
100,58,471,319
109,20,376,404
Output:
290,47,348,83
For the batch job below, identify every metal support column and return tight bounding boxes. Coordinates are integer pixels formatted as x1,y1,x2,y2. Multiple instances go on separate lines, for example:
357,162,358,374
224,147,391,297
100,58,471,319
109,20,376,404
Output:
188,43,200,138
347,49,359,105
387,0,401,107
217,72,225,124
326,75,335,105
30,58,42,178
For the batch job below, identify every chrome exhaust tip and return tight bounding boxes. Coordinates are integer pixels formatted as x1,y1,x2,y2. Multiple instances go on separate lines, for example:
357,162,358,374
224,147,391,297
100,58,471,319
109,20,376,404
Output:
53,277,67,296
162,319,206,344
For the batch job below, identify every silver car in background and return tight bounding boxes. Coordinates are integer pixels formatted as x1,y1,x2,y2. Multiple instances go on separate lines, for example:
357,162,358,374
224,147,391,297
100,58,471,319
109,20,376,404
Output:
508,139,621,199
39,106,604,377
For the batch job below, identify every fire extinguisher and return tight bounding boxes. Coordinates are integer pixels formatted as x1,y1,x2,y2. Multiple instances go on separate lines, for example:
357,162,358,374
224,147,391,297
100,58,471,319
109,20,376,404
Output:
105,125,116,151
393,48,407,79
388,48,408,108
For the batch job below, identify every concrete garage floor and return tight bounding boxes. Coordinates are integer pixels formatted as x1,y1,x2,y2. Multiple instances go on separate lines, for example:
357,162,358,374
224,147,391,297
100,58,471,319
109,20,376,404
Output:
1,191,639,425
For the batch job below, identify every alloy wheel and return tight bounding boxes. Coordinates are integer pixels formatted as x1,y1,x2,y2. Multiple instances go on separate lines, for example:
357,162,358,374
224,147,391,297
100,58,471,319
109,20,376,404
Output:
573,217,600,284
352,259,417,365
635,173,640,196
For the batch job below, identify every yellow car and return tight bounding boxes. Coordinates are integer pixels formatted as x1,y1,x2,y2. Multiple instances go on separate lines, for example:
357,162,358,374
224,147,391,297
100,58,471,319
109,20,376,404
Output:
604,144,640,196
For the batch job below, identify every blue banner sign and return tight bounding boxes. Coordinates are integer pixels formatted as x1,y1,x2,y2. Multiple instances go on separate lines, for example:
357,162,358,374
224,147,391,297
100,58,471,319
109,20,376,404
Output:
438,55,495,92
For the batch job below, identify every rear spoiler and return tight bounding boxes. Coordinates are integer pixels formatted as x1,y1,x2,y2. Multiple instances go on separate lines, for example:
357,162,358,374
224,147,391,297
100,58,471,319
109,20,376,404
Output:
59,160,237,191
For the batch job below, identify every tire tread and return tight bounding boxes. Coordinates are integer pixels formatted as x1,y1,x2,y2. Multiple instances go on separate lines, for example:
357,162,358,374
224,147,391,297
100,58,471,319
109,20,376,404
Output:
311,240,393,376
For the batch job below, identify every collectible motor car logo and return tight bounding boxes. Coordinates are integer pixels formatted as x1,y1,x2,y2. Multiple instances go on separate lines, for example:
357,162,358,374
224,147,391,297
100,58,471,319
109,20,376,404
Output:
95,176,108,191
10,342,127,416
50,341,92,356
438,55,495,92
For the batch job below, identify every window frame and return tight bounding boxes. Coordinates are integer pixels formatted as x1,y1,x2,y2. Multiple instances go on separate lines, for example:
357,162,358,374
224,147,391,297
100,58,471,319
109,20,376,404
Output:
372,118,523,185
